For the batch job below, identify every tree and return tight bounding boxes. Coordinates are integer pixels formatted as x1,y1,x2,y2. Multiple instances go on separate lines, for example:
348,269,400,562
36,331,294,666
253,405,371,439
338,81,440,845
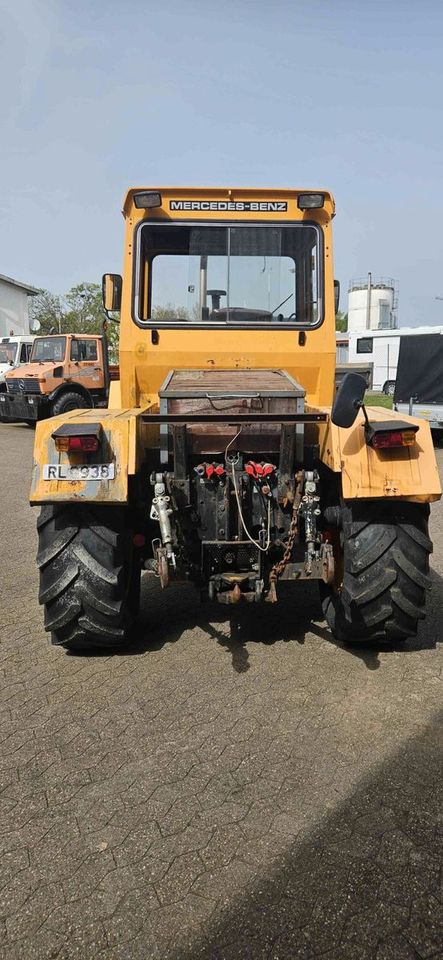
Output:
29,289,65,334
152,304,191,321
63,283,104,334
335,310,348,332
105,320,120,364
29,282,107,335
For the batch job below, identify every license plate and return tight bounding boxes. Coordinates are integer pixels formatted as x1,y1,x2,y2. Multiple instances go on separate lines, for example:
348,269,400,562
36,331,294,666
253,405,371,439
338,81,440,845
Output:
43,464,115,481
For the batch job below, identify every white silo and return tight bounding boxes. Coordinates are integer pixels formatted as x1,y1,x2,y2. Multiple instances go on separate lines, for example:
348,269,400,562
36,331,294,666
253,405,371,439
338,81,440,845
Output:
348,275,397,332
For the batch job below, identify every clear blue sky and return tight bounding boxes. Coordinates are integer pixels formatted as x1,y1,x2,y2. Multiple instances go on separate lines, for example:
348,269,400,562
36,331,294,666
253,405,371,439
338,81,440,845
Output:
1,0,442,326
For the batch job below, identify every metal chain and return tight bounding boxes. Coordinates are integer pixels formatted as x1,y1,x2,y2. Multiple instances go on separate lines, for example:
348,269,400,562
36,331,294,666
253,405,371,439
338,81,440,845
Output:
267,471,304,602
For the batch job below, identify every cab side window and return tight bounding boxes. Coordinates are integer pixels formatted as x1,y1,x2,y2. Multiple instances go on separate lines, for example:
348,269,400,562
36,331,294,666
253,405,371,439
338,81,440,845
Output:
71,340,98,361
20,344,28,362
83,340,98,361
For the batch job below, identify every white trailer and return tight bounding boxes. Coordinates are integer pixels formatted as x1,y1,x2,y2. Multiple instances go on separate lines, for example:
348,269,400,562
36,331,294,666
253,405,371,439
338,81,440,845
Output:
347,326,443,394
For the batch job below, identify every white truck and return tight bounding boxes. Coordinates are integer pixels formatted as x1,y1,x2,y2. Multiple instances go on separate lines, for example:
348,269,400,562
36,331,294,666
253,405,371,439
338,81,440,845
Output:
347,326,443,394
0,336,35,392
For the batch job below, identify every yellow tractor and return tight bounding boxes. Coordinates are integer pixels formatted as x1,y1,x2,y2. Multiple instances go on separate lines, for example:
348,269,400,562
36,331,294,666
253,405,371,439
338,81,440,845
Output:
31,188,441,650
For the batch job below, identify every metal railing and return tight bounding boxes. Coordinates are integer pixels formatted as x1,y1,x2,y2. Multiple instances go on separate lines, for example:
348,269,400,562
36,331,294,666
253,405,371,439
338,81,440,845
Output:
348,277,396,292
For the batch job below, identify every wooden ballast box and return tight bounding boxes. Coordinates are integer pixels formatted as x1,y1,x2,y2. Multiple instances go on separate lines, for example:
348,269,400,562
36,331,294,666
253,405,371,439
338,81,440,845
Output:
159,369,305,457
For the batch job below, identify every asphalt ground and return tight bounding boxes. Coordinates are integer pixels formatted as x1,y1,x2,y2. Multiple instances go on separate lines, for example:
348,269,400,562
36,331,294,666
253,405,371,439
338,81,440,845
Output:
0,422,442,960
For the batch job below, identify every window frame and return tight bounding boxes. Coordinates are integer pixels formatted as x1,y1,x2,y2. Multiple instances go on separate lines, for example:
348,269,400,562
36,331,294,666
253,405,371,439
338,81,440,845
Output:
356,337,374,354
131,219,324,331
30,336,67,363
0,342,17,364
70,339,98,362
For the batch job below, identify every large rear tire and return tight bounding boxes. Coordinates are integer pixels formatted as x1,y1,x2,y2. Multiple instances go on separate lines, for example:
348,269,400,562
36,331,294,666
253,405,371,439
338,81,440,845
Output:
37,505,140,651
51,391,90,417
321,501,432,643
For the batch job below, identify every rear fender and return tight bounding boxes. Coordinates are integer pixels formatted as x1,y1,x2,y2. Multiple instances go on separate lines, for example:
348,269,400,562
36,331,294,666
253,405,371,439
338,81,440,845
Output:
48,382,92,404
318,405,442,501
30,405,155,505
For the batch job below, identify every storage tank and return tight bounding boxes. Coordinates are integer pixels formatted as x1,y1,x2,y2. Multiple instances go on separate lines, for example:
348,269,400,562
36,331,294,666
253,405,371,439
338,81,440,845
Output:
348,276,397,332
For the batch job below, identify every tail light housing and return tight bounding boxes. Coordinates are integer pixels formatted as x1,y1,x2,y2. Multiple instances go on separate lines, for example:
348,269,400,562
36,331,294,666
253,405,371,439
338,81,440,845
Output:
52,422,102,454
54,435,99,453
371,430,416,449
365,420,419,450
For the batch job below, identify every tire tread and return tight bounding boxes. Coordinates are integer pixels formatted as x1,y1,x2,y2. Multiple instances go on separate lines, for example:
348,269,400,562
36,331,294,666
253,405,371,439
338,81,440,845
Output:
37,505,138,650
322,502,432,643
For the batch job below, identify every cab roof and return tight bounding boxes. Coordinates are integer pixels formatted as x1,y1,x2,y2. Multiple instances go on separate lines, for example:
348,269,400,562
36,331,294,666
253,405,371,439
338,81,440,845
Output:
122,186,335,217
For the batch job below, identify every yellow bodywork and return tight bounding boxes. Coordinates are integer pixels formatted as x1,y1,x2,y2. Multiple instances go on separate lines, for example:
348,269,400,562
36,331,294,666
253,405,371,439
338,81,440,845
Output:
119,187,336,411
318,406,441,501
30,407,153,504
30,186,441,505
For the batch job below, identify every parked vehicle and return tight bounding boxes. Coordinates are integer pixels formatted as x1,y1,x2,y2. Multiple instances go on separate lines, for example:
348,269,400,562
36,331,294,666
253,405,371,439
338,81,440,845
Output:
395,332,443,431
0,333,117,423
0,336,35,392
29,187,441,651
335,362,373,389
347,326,443,393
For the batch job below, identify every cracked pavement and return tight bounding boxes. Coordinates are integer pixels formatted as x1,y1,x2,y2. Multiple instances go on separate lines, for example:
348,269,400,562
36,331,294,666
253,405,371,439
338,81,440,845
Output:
0,422,442,959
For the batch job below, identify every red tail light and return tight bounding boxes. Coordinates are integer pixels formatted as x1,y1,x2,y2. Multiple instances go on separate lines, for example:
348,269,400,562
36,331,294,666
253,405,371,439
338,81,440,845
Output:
55,435,99,453
371,430,416,449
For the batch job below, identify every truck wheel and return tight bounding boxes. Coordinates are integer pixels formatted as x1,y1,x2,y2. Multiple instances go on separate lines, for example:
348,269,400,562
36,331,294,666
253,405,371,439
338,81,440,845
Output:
321,501,432,643
382,380,395,397
36,505,140,651
51,392,90,416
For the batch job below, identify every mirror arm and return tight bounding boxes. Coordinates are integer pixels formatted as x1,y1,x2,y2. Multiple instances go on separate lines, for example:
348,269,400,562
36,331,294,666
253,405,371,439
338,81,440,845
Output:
356,400,370,427
103,308,120,325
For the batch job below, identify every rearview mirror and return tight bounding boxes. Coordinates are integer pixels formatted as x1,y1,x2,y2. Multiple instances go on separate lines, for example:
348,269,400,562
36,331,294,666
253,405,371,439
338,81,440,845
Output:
331,372,366,428
334,280,340,314
102,274,122,312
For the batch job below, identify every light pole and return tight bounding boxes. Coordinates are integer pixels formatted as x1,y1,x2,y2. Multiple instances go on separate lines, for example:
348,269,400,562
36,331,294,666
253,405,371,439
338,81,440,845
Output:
366,272,372,330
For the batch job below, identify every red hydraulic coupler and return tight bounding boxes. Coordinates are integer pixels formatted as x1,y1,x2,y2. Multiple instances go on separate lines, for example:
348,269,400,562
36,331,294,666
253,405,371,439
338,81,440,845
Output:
244,461,276,498
194,463,226,482
245,461,276,480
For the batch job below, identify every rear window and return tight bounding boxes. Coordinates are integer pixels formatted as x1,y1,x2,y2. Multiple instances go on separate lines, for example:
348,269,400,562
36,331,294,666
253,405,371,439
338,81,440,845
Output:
134,222,323,327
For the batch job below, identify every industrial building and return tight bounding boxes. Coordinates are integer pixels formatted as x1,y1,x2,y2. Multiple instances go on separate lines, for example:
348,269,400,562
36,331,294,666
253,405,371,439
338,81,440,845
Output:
347,275,398,332
0,273,39,338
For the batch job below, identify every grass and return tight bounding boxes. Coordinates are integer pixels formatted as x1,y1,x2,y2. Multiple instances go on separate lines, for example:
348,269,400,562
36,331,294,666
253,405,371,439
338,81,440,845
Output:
365,392,393,409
